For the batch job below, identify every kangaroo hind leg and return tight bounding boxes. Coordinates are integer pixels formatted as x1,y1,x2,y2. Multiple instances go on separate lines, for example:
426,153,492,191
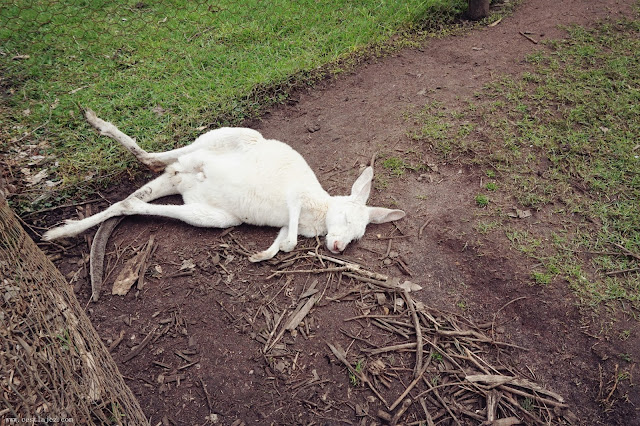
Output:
43,173,179,241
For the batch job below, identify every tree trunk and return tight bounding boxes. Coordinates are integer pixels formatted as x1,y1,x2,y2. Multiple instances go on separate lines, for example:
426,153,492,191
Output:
468,0,490,20
0,194,148,424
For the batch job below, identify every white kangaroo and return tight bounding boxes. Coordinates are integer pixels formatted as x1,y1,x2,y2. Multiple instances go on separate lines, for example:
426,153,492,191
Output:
43,109,406,263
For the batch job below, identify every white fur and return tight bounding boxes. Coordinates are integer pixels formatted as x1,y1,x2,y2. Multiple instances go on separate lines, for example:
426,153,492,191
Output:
43,112,405,262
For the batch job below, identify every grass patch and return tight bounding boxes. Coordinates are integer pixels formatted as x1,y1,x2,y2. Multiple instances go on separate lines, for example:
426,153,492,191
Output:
1,0,468,212
474,194,489,207
410,18,640,310
382,156,410,177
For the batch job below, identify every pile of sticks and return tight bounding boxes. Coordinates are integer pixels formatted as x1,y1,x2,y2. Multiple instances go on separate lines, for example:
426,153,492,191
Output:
262,250,577,425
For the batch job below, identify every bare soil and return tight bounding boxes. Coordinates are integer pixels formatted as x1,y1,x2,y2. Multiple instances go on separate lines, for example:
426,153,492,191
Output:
39,0,639,424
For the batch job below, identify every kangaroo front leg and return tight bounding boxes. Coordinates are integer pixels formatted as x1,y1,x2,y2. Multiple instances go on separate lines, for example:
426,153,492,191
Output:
248,197,302,262
280,194,302,253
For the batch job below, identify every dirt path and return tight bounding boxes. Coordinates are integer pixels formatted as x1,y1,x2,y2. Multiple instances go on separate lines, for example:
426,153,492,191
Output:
49,0,638,424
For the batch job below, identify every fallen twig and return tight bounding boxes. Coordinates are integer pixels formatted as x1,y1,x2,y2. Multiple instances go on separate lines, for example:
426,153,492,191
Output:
613,243,640,262
519,31,538,44
108,330,125,352
307,251,389,281
122,325,157,363
200,378,215,414
403,290,423,379
389,361,430,411
418,218,432,239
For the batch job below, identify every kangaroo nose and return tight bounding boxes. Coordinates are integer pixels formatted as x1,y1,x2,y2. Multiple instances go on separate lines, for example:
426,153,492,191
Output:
333,241,339,252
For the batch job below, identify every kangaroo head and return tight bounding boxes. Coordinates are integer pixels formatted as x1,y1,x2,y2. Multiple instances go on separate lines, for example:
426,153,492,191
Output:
325,167,405,253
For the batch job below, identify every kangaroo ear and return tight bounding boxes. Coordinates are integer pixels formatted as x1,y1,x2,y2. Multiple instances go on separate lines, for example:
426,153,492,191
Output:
367,207,406,224
351,166,374,204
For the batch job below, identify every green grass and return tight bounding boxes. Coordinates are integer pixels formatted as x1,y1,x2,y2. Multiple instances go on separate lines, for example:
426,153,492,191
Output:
475,194,489,207
0,0,467,212
410,18,640,310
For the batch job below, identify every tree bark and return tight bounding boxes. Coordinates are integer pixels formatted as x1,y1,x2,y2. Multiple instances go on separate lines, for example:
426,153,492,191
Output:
468,0,490,20
0,193,148,424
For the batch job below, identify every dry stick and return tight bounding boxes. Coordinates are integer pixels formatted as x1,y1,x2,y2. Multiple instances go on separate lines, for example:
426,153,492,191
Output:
264,284,321,353
314,236,326,268
606,267,640,276
604,363,620,404
108,330,126,352
134,235,156,290
613,243,640,261
418,218,432,239
383,238,392,259
263,310,287,352
437,329,529,351
346,313,413,321
122,325,157,363
268,266,350,279
226,232,253,255
390,398,412,425
199,377,215,414
308,251,389,281
466,374,566,405
403,290,423,379
23,197,104,218
519,31,538,44
501,393,545,424
376,234,413,241
327,342,389,408
362,342,416,355
423,337,464,372
463,348,494,375
138,238,158,291
491,296,527,340
341,272,396,290
500,384,569,409
486,390,501,423
372,319,411,339
265,286,321,352
418,397,435,426
389,361,431,411
418,378,462,426
285,293,320,331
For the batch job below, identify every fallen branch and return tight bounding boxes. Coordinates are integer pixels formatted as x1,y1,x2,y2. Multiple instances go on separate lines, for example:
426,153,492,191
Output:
404,290,423,379
466,374,566,404
307,251,389,281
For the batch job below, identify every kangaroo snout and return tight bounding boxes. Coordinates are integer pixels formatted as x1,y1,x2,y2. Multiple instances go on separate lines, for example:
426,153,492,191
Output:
326,237,347,254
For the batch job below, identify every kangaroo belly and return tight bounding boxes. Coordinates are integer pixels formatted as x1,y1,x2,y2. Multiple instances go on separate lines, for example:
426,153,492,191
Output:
174,140,326,230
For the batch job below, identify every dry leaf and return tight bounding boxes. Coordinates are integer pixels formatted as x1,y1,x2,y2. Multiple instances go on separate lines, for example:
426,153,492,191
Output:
507,208,532,219
24,169,49,186
112,250,146,296
397,280,422,292
180,258,196,271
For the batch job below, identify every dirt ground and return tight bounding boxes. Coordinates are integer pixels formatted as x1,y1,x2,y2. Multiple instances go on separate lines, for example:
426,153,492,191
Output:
37,0,639,424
